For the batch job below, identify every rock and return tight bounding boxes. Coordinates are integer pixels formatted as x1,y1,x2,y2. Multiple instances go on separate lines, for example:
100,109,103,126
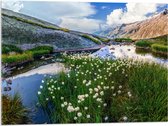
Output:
6,79,12,85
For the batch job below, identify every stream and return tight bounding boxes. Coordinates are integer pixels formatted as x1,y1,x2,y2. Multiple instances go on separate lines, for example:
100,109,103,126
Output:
2,44,168,124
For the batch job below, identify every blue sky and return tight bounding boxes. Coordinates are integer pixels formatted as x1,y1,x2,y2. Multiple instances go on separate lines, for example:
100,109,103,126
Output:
2,1,167,33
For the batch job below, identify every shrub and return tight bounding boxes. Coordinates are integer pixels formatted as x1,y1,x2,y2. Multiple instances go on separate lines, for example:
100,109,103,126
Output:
115,38,133,42
135,40,153,47
2,52,33,64
151,44,168,53
2,94,30,124
82,34,101,44
2,44,23,54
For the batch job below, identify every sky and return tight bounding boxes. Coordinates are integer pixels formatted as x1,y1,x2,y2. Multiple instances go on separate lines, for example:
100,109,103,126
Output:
2,1,167,33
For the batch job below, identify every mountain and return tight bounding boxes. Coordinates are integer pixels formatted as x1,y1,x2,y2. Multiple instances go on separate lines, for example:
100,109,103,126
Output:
2,8,100,50
98,9,168,40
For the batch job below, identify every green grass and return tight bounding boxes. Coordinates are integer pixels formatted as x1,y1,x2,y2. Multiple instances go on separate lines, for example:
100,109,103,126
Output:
151,44,168,53
37,54,167,123
115,38,133,42
28,50,50,58
135,40,153,47
28,46,53,53
2,52,33,64
2,94,30,124
2,44,23,54
82,34,101,44
96,37,111,43
2,13,69,32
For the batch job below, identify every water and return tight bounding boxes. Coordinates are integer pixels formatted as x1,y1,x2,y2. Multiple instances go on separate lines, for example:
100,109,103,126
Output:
2,62,67,124
2,44,167,124
92,44,168,65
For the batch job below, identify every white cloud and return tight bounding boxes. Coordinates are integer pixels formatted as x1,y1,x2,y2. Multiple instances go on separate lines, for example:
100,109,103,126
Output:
2,1,101,33
60,17,101,33
2,0,24,12
106,3,162,25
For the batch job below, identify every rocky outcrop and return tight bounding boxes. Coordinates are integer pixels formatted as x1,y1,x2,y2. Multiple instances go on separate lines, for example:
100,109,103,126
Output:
2,8,97,49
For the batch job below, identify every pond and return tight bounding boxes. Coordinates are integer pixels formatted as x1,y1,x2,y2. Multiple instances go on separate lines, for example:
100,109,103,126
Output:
2,43,167,124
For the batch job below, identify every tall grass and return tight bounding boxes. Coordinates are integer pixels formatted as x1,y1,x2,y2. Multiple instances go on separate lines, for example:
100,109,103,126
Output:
37,54,167,123
2,94,30,124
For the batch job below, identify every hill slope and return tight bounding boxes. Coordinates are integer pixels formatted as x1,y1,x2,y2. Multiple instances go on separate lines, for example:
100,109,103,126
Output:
99,10,168,40
2,8,98,50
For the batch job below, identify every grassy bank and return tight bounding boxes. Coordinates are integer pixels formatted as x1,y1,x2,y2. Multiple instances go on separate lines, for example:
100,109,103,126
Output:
38,54,167,123
2,52,33,64
135,39,168,57
2,44,53,64
151,44,168,53
2,94,30,124
115,38,133,42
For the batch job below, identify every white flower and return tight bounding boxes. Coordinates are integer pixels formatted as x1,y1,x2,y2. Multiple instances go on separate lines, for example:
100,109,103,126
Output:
104,116,108,121
94,88,99,92
113,93,116,96
74,116,77,120
61,97,64,100
41,80,44,83
64,102,68,105
46,98,49,101
77,112,82,117
52,96,55,99
61,104,65,108
86,114,90,118
75,107,80,111
57,87,60,90
100,91,104,96
123,116,128,121
111,86,115,90
103,103,107,107
38,91,41,95
85,94,89,97
67,106,74,112
74,86,77,89
62,82,65,85
119,85,122,89
118,90,121,94
83,80,86,84
84,107,88,110
101,82,104,85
